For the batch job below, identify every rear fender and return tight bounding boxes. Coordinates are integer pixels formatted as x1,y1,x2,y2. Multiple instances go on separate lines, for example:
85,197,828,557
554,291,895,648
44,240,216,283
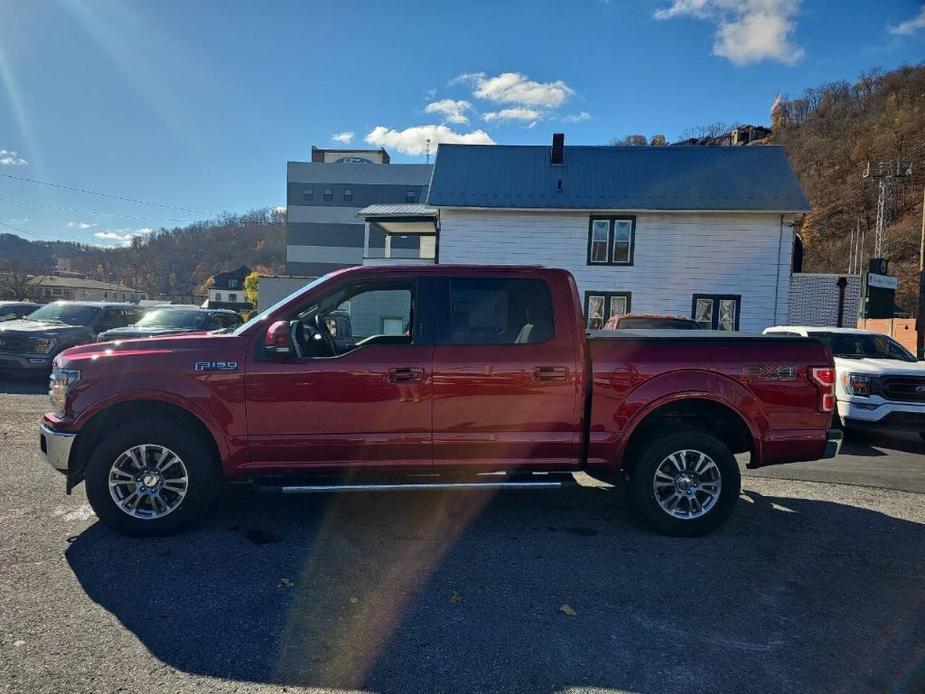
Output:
590,370,766,471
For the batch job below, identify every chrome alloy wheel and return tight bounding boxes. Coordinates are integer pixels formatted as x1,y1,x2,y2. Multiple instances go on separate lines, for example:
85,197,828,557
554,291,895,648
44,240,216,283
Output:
108,444,189,520
652,449,722,520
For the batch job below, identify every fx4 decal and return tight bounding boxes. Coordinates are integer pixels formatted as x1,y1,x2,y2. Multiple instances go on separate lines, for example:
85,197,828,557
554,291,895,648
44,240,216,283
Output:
742,364,797,382
195,361,239,372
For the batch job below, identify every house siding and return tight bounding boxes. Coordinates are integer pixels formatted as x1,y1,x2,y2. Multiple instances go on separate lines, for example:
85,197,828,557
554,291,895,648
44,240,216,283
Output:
438,209,794,331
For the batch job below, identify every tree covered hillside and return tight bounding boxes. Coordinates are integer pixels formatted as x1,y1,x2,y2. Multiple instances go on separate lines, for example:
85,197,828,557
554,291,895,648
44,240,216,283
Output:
0,208,285,299
771,64,925,313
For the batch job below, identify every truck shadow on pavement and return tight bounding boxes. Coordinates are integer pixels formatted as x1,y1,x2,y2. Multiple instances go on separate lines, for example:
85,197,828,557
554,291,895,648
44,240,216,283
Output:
66,485,925,694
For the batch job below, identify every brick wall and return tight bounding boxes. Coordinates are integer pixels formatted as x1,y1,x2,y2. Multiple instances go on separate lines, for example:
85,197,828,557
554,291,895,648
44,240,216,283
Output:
788,273,861,327
860,318,918,353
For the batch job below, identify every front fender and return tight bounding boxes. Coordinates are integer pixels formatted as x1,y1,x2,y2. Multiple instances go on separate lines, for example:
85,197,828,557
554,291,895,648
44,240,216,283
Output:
589,369,766,470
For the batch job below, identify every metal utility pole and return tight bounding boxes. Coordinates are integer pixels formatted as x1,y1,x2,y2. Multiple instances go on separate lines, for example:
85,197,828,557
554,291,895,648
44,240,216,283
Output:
864,160,913,259
917,186,925,360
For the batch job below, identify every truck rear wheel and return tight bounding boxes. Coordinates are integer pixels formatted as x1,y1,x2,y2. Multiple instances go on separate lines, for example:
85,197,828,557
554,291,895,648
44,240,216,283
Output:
629,428,740,537
84,420,218,536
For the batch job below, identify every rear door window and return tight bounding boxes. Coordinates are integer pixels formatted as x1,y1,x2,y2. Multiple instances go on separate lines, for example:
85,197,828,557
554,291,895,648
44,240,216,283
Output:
439,278,554,345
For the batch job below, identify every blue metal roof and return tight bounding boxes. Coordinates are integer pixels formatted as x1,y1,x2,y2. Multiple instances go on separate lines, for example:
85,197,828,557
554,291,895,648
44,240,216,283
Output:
427,144,810,212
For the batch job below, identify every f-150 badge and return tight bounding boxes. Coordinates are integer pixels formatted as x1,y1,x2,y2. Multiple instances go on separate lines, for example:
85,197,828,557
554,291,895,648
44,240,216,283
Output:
194,361,238,372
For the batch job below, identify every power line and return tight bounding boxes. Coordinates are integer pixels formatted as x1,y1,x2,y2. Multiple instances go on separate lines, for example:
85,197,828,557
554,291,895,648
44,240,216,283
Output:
0,218,40,239
0,172,213,215
0,197,193,223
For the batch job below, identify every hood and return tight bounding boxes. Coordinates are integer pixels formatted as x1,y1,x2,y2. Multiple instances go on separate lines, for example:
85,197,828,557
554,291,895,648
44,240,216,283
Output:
834,356,925,377
60,331,229,364
0,319,87,335
98,326,195,340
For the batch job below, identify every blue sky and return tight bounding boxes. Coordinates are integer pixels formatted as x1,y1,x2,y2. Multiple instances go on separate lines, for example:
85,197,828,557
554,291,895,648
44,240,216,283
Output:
1,0,923,244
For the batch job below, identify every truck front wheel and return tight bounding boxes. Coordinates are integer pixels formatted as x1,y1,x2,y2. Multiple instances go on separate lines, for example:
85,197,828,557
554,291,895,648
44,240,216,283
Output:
84,420,218,536
629,428,740,537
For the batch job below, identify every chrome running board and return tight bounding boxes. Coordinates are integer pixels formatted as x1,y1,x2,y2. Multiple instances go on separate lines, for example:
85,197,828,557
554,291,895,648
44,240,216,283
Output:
277,480,564,494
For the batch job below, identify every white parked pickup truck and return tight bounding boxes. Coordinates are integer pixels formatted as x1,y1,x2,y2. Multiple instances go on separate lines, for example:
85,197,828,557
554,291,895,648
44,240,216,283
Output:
764,326,925,439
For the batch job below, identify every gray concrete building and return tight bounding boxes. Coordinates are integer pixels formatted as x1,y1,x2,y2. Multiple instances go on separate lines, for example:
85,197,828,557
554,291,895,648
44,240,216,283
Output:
285,146,433,276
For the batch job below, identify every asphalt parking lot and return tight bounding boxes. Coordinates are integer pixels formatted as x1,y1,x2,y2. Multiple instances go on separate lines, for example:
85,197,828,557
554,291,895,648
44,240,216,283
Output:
1,380,924,694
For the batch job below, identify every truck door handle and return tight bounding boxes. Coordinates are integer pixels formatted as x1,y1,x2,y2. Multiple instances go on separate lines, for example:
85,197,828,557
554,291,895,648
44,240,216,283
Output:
533,366,569,382
389,367,424,383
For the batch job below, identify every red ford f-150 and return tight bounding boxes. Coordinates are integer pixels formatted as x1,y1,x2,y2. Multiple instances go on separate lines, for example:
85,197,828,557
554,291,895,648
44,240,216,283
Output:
39,265,841,537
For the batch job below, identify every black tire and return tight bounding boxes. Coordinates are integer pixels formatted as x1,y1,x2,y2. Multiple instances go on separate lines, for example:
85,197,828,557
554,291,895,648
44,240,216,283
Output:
84,419,219,536
629,428,741,537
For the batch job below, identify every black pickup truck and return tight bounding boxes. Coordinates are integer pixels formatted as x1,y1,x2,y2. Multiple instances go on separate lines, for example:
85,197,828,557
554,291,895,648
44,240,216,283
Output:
0,301,143,375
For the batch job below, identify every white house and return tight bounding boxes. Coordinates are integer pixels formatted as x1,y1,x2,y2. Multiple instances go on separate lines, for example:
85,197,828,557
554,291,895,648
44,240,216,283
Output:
425,135,810,332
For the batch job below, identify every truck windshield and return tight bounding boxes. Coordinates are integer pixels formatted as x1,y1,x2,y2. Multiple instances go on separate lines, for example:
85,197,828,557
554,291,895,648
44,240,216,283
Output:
233,273,332,336
25,303,100,326
810,332,916,362
135,310,205,329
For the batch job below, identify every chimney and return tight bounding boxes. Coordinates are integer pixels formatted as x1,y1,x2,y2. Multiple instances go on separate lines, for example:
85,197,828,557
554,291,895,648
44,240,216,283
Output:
550,133,564,164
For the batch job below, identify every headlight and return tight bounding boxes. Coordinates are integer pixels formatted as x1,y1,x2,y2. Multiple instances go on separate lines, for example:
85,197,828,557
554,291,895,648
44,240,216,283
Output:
32,337,57,354
49,367,81,418
842,372,872,397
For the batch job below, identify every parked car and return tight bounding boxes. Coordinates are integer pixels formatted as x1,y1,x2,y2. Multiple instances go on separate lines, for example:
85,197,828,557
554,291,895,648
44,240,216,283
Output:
0,302,143,375
603,313,701,330
97,308,242,342
0,301,40,322
764,326,925,438
40,265,839,537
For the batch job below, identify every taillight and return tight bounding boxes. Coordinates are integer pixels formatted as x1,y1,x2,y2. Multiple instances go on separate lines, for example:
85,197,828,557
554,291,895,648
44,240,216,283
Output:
811,367,836,413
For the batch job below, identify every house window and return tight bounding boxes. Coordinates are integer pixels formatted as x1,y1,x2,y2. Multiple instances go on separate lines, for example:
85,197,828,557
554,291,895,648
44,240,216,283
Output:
584,291,631,329
213,292,222,302
52,288,62,296
323,188,333,202
344,188,353,202
586,216,635,265
303,188,313,202
228,293,238,304
692,294,740,330
405,190,417,203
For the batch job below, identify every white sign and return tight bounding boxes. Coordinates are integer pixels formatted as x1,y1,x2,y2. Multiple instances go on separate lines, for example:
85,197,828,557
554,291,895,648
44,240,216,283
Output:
868,273,898,290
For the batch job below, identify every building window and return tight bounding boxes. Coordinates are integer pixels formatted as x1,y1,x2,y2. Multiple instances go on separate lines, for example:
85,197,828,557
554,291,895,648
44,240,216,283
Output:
344,188,353,202
303,188,313,201
692,294,740,330
52,288,62,296
586,216,635,265
323,188,333,202
228,293,237,304
214,292,222,302
405,190,417,203
584,291,631,329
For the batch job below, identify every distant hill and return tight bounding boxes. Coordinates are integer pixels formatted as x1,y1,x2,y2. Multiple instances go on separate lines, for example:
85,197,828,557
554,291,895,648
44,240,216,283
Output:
0,208,285,299
770,63,925,313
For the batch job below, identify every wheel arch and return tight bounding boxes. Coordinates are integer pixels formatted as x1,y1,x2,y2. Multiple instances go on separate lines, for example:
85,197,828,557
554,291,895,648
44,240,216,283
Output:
621,395,758,479
68,399,223,493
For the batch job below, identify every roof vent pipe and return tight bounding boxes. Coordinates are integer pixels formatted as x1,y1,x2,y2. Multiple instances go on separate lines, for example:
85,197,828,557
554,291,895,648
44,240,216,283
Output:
550,133,564,164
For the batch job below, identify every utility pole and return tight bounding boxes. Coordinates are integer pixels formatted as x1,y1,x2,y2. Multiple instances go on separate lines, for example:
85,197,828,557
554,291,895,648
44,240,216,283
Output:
864,160,912,259
917,186,925,360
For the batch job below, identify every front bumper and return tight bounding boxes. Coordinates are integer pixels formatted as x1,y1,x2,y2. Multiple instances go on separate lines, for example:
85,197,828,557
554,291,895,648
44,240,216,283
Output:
0,353,53,371
40,424,75,474
839,398,925,429
821,428,843,459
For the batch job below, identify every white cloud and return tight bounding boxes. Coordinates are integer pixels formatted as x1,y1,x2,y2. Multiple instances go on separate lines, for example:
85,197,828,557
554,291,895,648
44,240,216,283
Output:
6,217,28,224
889,7,925,35
67,221,96,230
93,227,154,246
331,131,355,144
0,149,28,166
562,111,592,123
425,99,472,124
654,0,804,66
482,107,543,126
365,124,494,156
453,72,574,108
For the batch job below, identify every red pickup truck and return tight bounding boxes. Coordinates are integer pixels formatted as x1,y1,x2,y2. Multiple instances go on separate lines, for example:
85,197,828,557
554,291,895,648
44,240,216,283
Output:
40,265,840,537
